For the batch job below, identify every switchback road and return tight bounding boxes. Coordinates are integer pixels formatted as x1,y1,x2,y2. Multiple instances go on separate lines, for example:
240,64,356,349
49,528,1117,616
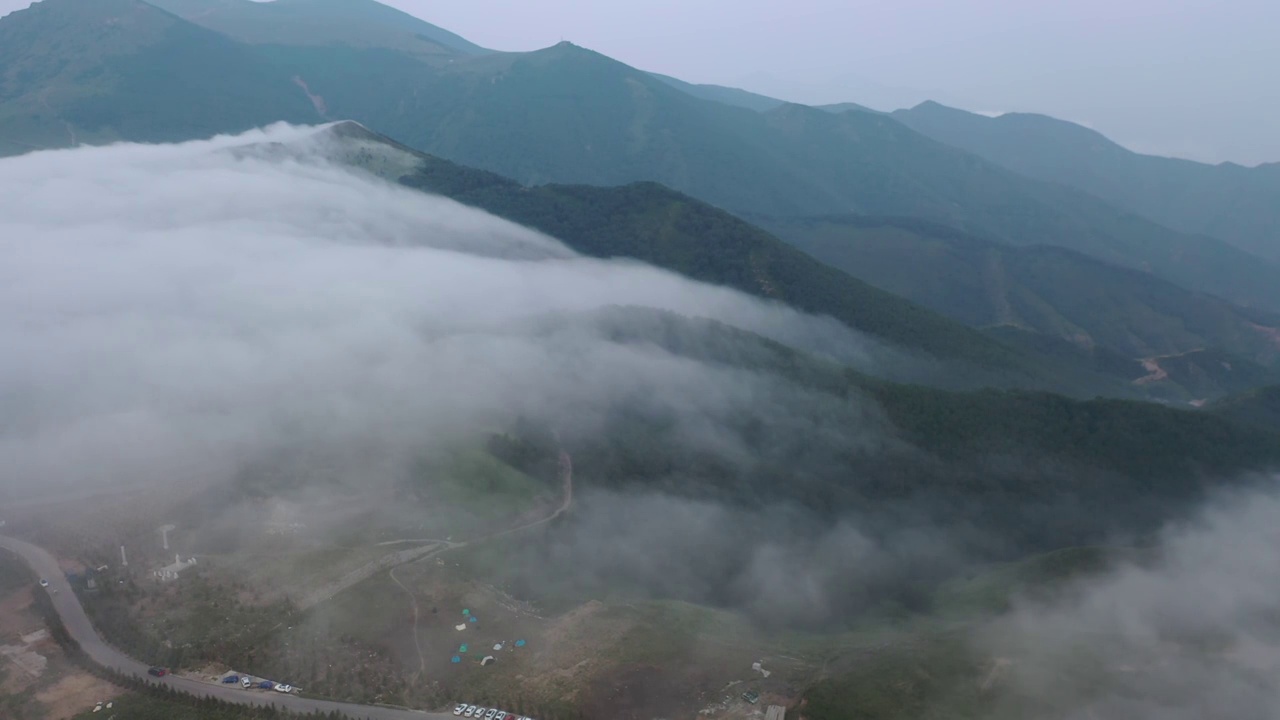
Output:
0,535,453,720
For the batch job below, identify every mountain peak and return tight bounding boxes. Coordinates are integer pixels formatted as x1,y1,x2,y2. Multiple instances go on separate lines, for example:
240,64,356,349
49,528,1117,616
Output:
145,0,489,56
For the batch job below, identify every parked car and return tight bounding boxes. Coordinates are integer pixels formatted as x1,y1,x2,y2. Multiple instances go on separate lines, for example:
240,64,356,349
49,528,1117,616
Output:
147,667,167,677
222,676,240,684
274,683,292,694
259,681,273,689
495,712,508,720
453,703,467,716
485,709,498,720
464,705,478,717
39,578,49,588
241,677,252,689
472,707,486,718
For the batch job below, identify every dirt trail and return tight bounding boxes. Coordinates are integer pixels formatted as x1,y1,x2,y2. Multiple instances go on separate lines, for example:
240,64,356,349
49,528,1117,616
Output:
388,564,425,680
1132,347,1206,386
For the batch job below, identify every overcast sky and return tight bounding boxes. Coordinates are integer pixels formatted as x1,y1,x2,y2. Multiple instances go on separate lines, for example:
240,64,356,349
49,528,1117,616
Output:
1,0,1275,165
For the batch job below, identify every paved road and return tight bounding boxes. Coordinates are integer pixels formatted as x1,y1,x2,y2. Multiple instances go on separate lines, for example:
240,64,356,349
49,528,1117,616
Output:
0,535,454,720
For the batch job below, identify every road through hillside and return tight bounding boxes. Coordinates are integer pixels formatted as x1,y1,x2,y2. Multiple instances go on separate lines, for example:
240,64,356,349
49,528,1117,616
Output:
0,535,453,720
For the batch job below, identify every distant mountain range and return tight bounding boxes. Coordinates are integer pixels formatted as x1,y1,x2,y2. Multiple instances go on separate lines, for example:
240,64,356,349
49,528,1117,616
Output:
893,101,1280,263
3,0,1278,404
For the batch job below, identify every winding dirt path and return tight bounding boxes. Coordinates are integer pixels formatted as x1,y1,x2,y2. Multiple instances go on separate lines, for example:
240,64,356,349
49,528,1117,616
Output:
389,564,426,681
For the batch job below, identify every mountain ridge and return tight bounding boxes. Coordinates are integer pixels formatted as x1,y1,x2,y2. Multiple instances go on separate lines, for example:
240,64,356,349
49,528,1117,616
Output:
893,100,1280,262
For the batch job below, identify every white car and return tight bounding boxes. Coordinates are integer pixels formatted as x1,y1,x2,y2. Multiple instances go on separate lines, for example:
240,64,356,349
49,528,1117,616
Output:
241,677,252,689
485,709,498,720
273,683,292,694
495,712,508,720
39,578,49,588
464,706,478,718
454,703,467,716
473,707,486,718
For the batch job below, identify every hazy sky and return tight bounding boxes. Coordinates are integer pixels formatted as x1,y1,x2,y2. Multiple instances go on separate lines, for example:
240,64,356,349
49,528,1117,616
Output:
0,0,1275,163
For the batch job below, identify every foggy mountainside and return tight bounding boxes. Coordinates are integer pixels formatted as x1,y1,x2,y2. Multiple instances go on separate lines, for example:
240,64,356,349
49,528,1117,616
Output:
5,0,1280,316
2,2,1279,720
894,101,1280,263
2,124,1279,720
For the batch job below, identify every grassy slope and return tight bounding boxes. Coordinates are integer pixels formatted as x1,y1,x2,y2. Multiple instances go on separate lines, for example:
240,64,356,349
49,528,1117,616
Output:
764,215,1280,399
893,101,1280,263
411,447,550,521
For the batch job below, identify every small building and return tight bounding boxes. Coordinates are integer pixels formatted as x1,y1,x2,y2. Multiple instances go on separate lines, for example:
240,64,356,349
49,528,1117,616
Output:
154,554,197,581
765,705,786,720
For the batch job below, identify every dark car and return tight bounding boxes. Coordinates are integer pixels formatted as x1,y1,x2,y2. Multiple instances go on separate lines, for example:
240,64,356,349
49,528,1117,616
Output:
147,667,168,677
223,675,240,684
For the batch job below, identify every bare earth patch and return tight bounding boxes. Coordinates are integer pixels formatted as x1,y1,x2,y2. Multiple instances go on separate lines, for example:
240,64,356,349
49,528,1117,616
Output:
35,672,122,720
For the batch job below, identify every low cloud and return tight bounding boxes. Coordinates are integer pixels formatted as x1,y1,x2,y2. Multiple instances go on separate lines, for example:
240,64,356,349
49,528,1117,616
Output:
0,124,883,503
982,483,1280,719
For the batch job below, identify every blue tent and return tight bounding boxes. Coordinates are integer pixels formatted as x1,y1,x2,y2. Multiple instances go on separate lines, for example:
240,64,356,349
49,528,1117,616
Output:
469,616,478,623
450,655,461,664
515,639,526,647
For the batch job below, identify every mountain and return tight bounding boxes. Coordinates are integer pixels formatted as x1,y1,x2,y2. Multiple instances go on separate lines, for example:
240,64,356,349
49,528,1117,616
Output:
223,39,1280,314
145,0,488,57
311,121,1203,398
4,3,1279,316
0,0,321,153
764,215,1280,400
892,101,1280,263
313,122,1033,382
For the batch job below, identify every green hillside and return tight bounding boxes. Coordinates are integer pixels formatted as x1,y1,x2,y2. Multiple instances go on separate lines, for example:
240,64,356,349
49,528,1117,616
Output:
893,101,1280,263
765,215,1280,399
0,0,321,154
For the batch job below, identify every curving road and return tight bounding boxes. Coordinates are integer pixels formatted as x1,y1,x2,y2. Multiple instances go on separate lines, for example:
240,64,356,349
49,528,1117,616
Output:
0,535,453,720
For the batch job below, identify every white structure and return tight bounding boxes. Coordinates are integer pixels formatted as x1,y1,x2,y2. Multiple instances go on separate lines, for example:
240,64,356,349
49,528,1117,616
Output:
154,554,197,581
158,524,176,550
120,545,128,567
